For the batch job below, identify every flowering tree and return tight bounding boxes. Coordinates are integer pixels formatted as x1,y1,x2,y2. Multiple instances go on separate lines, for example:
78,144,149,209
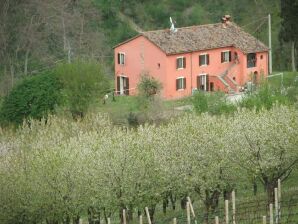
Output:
226,106,298,203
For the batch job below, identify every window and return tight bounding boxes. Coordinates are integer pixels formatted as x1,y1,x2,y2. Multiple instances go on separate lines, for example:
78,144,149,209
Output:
260,55,263,60
197,74,209,91
176,57,186,69
199,54,209,66
117,52,125,65
247,53,256,68
221,51,231,63
176,77,186,90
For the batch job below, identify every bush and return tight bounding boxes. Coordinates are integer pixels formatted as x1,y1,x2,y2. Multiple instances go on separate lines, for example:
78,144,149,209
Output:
239,82,289,111
137,74,162,99
0,72,62,126
192,91,236,115
56,61,109,118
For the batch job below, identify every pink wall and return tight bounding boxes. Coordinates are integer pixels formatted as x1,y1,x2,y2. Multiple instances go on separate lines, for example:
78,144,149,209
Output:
114,36,167,96
115,37,269,99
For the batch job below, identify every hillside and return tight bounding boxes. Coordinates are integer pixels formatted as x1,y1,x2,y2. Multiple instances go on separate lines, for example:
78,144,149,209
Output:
0,0,294,96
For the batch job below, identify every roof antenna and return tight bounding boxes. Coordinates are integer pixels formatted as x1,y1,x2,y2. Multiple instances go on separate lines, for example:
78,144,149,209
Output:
170,17,177,33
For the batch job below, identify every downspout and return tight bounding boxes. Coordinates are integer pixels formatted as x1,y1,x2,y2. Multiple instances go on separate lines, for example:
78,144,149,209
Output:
190,52,193,95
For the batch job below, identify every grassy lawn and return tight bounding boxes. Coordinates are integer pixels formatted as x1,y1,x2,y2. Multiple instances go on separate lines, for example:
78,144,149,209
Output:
268,71,298,88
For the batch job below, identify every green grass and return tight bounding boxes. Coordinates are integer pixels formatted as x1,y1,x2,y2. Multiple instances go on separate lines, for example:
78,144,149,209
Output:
268,72,298,89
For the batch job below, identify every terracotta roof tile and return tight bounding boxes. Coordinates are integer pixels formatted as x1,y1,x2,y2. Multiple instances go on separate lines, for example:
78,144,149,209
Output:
141,22,268,54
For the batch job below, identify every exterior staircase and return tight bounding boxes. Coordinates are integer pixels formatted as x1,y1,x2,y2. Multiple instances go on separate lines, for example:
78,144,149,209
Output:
218,62,238,94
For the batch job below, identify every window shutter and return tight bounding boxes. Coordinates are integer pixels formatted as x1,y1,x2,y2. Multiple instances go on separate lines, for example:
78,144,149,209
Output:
221,52,224,63
117,53,120,64
183,77,186,89
176,58,179,69
206,74,209,91
176,79,179,90
207,54,210,65
197,76,200,89
117,76,120,94
199,55,202,66
183,57,186,68
125,77,129,95
229,51,232,62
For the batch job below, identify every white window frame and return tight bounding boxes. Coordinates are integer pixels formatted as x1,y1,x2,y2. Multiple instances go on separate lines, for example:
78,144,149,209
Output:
199,53,208,67
118,75,128,95
118,52,125,65
198,73,208,91
176,56,185,70
176,76,186,91
222,50,231,63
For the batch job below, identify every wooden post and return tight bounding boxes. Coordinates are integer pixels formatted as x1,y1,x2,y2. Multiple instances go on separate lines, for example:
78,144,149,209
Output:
275,188,279,224
139,215,143,224
107,217,111,224
232,190,236,224
187,196,196,218
269,203,273,224
278,179,281,220
186,201,191,224
215,216,219,224
225,200,229,224
263,216,266,224
173,218,177,224
123,209,127,224
145,207,152,224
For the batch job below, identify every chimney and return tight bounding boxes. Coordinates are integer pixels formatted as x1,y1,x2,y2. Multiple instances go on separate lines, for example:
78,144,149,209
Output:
221,16,227,28
225,15,231,24
221,15,231,28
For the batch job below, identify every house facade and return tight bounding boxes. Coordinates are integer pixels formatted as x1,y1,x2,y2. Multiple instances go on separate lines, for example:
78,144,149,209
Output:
114,16,269,99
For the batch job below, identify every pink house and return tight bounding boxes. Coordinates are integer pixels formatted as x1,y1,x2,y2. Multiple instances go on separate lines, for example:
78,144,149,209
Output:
114,16,269,99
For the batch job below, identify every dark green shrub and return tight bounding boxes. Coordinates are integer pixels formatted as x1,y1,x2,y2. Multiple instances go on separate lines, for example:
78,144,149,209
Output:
192,91,236,115
56,61,109,118
0,72,62,125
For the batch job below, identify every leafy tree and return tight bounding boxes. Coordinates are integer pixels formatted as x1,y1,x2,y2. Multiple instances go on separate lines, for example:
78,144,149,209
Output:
280,0,298,71
0,72,62,125
56,61,109,118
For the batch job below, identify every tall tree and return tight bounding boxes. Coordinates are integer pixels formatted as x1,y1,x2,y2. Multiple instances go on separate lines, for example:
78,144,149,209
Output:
280,0,298,71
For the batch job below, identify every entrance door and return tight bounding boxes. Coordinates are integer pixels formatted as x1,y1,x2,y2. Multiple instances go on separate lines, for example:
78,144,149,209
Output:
197,74,209,91
117,76,129,95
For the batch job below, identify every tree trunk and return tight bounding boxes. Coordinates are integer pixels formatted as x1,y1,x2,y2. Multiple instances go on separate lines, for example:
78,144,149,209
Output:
170,193,176,210
148,205,156,224
291,41,296,72
162,196,168,214
253,180,258,196
180,196,187,209
264,179,277,204
73,215,80,224
24,49,29,75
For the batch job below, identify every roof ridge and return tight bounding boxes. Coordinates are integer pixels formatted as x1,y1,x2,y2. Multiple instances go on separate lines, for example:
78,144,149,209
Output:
141,22,222,34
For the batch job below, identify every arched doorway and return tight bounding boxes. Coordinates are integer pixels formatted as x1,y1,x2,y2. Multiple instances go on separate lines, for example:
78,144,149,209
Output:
252,71,258,85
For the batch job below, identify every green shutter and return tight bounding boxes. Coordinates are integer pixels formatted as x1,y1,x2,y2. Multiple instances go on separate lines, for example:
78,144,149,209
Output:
117,76,120,94
206,74,209,91
176,79,179,90
183,77,186,89
125,77,129,95
183,57,186,68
